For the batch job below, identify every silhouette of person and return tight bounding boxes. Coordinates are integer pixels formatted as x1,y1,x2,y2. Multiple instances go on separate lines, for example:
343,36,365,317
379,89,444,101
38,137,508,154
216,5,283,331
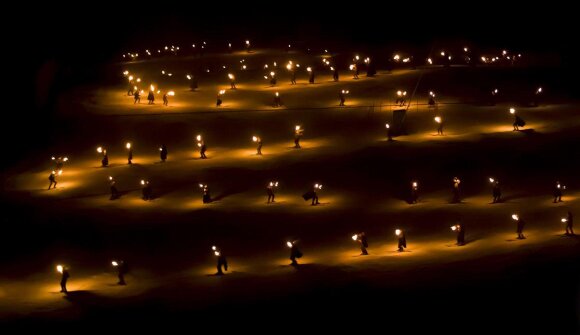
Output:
294,127,304,148
553,182,563,203
60,267,69,293
290,70,297,85
308,69,315,84
397,230,407,252
410,182,419,204
288,241,302,266
142,181,152,200
492,180,502,203
516,216,526,239
333,68,339,82
147,91,155,104
387,124,394,141
266,183,276,203
354,232,369,255
455,223,465,246
163,93,168,106
428,96,436,107
274,93,282,107
437,119,444,135
115,261,128,285
216,92,223,107
215,250,228,275
304,184,321,205
160,144,168,162
366,60,376,77
101,150,109,167
199,141,207,159
110,179,119,200
452,177,461,203
48,171,57,190
133,91,140,104
127,148,133,165
513,115,525,131
202,185,211,203
339,91,346,106
190,77,198,91
127,84,134,96
255,137,262,155
565,211,574,235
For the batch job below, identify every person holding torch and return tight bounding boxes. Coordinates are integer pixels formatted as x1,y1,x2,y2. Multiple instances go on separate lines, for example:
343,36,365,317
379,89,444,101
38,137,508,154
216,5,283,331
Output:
109,176,119,200
553,181,564,203
302,183,322,206
253,136,262,155
47,170,58,190
307,67,315,84
452,177,461,203
410,181,419,204
141,180,152,201
212,246,228,275
57,265,70,293
339,90,348,106
197,135,207,159
332,66,339,82
200,184,211,203
126,142,133,164
266,181,278,204
228,73,237,89
133,90,140,104
159,144,168,162
97,147,109,167
510,108,525,131
451,223,465,246
294,125,304,148
512,214,526,239
216,90,224,107
396,229,407,252
490,178,501,203
435,116,444,135
352,232,369,255
287,240,302,266
273,92,282,107
112,260,128,285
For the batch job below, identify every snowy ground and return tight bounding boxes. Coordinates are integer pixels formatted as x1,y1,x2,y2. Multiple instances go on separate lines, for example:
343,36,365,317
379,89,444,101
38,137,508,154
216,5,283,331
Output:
1,49,579,331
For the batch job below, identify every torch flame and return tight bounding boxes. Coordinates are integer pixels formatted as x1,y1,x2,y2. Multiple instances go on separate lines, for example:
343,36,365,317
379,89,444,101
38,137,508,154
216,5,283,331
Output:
56,265,63,274
112,261,118,267
97,147,103,153
126,142,131,149
512,214,519,221
509,108,516,114
352,234,358,241
434,116,442,123
395,229,401,236
286,241,293,248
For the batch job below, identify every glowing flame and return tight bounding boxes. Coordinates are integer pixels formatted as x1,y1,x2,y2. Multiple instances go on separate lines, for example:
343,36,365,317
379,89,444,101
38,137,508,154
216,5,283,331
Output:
386,123,390,129
123,70,129,75
112,261,118,267
451,225,457,231
489,178,495,183
56,265,63,274
395,229,401,236
275,92,279,97
512,214,519,221
412,182,417,187
187,75,192,80
219,90,225,95
109,176,113,181
150,85,155,92
352,234,358,241
394,54,400,60
509,108,516,114
97,147,103,153
427,58,433,64
349,64,355,70
307,67,312,72
196,135,202,141
141,180,145,185
128,75,134,81
168,91,175,96
214,251,220,256
434,116,442,123
286,241,293,248
252,136,258,142
561,218,567,223
270,71,275,77
295,125,301,131
228,73,234,80
126,142,131,149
